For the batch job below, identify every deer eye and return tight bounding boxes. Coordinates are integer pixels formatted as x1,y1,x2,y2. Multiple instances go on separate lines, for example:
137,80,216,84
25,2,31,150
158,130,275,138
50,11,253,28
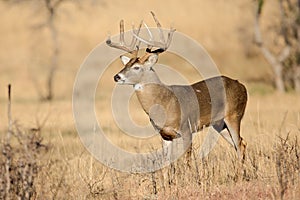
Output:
133,66,140,70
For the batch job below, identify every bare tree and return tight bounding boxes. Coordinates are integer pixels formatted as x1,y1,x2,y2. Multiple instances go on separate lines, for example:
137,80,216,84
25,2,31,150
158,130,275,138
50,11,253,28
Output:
254,0,300,93
41,0,70,101
2,0,79,101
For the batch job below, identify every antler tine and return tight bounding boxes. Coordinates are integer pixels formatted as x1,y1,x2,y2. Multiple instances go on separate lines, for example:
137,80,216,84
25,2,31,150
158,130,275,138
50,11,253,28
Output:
106,19,143,54
119,19,125,45
165,27,176,49
150,11,165,44
143,22,153,41
143,22,154,50
132,12,176,52
129,20,143,49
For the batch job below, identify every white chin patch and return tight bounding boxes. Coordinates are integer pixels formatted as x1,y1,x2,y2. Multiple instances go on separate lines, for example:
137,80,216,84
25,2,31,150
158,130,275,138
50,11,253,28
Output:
134,83,143,90
117,80,125,84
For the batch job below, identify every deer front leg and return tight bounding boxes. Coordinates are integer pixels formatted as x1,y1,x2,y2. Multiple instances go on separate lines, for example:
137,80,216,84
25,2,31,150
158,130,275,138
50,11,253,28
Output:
162,140,172,165
182,131,192,168
159,127,179,165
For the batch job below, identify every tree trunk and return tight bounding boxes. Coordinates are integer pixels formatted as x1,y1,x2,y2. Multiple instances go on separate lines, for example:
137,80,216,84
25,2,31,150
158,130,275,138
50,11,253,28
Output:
274,63,285,93
45,11,59,101
254,2,286,93
294,65,300,92
260,46,285,93
295,10,300,93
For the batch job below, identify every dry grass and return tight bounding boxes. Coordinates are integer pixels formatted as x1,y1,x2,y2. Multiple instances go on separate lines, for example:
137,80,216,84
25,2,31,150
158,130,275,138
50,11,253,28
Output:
1,88,299,199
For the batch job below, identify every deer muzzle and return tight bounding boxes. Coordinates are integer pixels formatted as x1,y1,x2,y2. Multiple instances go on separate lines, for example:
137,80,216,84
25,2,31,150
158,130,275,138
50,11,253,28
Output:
114,74,121,82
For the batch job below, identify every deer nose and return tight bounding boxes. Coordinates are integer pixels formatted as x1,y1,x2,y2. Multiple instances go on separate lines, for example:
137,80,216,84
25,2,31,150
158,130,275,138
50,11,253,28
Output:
114,74,121,82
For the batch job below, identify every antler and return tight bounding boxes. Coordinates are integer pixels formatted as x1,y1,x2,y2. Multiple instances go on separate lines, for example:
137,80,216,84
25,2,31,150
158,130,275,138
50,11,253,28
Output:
106,19,143,54
133,11,176,53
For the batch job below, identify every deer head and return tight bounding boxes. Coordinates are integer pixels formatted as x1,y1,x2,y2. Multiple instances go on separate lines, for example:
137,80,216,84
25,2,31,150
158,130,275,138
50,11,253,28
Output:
106,12,175,86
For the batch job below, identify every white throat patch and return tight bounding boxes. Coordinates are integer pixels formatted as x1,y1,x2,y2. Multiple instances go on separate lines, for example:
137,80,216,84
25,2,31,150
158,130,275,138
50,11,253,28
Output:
134,83,143,90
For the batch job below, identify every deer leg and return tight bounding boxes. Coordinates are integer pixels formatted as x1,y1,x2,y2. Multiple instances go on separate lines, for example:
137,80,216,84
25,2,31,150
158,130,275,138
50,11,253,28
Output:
224,118,247,161
199,127,220,158
185,144,192,168
182,132,192,168
162,140,172,165
213,120,235,147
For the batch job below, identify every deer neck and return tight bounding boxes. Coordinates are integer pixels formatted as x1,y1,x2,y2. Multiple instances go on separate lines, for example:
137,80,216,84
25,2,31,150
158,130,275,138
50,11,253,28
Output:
134,71,170,115
133,68,161,91
135,76,181,130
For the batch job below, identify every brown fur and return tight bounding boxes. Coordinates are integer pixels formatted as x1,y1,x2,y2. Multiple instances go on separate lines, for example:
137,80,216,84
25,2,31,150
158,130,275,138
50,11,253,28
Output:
115,53,248,162
135,75,248,160
109,13,247,164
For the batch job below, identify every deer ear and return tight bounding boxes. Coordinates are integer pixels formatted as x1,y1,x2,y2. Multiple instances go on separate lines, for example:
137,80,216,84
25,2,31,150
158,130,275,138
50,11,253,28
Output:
147,54,158,65
120,55,131,65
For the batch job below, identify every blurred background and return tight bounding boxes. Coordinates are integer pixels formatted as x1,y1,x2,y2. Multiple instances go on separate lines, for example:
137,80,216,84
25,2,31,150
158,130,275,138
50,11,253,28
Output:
1,0,298,127
1,0,297,101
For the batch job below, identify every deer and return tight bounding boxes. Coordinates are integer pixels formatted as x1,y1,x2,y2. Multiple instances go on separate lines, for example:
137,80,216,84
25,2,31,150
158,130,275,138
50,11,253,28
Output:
106,12,247,166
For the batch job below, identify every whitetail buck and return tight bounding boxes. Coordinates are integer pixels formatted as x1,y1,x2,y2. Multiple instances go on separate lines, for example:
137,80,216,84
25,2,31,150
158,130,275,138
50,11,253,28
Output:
107,12,247,165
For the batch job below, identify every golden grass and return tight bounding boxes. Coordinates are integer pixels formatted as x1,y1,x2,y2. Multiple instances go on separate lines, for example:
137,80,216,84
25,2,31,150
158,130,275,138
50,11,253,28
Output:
1,85,299,199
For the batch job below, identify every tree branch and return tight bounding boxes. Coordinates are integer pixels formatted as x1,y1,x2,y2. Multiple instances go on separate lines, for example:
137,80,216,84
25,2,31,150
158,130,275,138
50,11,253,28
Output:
278,46,291,62
254,0,264,46
254,0,285,92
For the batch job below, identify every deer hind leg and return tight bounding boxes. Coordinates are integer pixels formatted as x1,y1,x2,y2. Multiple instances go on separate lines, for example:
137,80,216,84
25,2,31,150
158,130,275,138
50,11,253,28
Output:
213,120,234,147
222,117,247,161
